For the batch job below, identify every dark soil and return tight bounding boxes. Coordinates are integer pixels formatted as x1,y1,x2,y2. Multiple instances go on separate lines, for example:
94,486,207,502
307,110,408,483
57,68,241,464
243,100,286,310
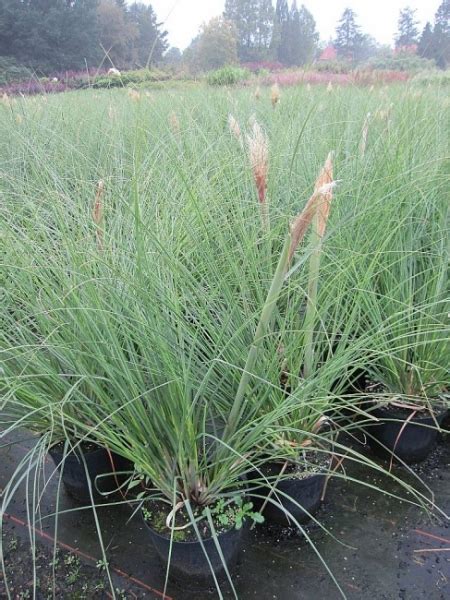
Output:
142,499,240,543
0,530,146,599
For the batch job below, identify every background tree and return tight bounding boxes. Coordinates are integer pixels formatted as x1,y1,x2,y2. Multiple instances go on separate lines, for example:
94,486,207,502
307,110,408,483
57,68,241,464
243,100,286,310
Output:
255,0,274,57
224,0,274,61
293,3,319,65
272,0,289,63
0,0,100,71
96,0,138,68
334,8,363,61
163,47,182,67
194,17,238,71
182,35,199,72
432,0,450,67
418,22,435,59
128,3,168,67
395,6,419,49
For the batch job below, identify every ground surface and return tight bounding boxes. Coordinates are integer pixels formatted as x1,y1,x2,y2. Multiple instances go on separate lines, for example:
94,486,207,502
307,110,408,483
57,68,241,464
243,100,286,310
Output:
1,429,449,599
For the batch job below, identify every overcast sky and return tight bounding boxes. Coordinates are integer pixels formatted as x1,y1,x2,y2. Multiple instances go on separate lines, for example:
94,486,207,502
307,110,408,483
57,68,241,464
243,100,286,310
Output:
148,0,442,50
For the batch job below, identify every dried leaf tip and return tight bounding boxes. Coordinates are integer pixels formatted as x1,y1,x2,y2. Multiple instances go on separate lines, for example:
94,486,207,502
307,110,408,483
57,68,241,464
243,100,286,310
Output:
246,120,269,205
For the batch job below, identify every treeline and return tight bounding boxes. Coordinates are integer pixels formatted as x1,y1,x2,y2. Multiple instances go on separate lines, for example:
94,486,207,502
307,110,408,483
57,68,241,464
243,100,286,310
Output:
0,0,448,75
185,1,449,71
224,0,319,64
0,0,168,72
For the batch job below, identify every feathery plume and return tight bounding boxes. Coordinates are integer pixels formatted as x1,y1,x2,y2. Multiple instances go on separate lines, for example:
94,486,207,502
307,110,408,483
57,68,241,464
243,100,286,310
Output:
169,111,180,137
254,86,261,101
15,114,23,124
306,83,312,92
314,152,334,238
246,120,269,206
108,104,116,121
327,81,333,93
128,89,141,102
228,113,242,144
375,102,393,123
271,83,280,108
289,152,335,262
93,179,105,250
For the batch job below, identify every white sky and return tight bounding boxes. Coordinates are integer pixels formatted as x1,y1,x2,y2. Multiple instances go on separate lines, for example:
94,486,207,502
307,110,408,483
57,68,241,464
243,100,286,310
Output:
147,0,442,50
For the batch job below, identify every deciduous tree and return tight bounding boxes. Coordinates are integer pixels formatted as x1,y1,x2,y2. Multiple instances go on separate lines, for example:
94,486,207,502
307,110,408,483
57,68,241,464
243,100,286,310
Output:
224,0,274,61
97,0,138,68
189,17,238,71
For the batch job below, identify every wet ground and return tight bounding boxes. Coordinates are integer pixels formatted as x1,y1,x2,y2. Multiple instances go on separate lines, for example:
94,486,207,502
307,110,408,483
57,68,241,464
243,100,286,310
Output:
1,429,449,599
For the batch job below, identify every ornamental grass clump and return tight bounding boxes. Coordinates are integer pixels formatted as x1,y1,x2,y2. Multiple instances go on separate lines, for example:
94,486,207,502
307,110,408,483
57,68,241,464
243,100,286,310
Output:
224,152,336,441
1,82,447,598
355,199,448,407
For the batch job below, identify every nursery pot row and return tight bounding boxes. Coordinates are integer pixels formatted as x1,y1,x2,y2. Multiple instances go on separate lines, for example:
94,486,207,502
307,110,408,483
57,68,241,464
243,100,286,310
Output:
49,443,131,504
250,461,328,527
364,403,447,464
48,401,449,588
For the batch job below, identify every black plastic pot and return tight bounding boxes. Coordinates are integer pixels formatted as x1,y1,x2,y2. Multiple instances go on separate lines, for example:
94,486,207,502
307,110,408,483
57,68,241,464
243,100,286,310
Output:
250,462,327,527
365,404,446,463
48,443,131,504
144,517,244,586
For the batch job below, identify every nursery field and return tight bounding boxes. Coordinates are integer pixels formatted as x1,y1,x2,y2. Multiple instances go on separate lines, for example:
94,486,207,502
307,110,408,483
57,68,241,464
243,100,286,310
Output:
1,81,449,599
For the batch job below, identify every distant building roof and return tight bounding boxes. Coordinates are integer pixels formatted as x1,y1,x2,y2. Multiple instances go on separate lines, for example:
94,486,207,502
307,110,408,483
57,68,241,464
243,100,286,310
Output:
319,46,337,61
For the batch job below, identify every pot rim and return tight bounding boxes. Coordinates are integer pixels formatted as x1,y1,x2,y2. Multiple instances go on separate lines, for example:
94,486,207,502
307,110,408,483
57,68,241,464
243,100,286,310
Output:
367,400,447,421
141,509,242,545
48,441,106,457
248,454,332,484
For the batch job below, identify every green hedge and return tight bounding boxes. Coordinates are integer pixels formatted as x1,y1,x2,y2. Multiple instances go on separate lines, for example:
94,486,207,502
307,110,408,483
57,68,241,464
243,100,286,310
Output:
365,53,436,73
0,57,33,86
207,66,250,86
412,70,450,86
91,68,170,89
